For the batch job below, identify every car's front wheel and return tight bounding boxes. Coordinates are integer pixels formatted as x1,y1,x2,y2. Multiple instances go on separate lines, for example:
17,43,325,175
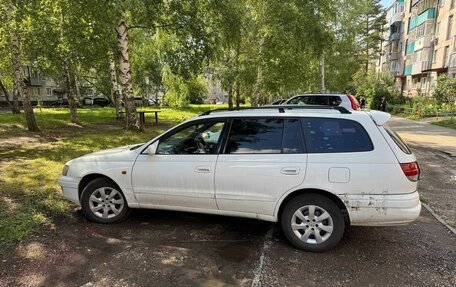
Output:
281,194,345,252
80,178,130,224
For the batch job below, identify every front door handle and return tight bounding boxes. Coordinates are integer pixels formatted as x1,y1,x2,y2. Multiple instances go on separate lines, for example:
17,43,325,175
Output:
281,167,300,175
194,166,211,173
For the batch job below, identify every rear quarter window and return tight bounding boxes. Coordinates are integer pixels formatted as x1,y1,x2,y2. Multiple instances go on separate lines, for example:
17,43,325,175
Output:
301,118,373,153
383,125,412,154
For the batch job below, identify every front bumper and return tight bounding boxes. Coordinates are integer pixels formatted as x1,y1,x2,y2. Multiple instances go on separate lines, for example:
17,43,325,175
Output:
58,175,81,205
344,191,422,226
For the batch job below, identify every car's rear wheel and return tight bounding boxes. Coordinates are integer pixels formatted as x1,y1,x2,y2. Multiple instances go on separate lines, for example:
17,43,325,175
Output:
80,178,130,224
281,194,345,252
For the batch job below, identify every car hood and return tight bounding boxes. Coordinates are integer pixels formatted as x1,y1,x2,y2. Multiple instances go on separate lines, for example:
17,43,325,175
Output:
69,144,142,164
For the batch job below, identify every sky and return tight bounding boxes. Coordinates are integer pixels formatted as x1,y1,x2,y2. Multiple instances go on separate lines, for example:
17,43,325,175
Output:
380,0,391,8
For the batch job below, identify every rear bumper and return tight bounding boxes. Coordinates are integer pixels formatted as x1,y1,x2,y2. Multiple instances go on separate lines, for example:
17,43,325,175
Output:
58,175,80,205
344,191,421,226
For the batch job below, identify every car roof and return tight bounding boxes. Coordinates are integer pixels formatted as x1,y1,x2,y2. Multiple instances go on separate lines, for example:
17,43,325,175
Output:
194,107,370,122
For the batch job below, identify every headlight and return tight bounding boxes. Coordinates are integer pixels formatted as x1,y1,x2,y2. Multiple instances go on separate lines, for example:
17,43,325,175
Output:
62,165,69,176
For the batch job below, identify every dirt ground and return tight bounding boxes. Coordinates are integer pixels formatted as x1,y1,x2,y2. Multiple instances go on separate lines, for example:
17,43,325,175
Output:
0,207,455,287
1,117,456,287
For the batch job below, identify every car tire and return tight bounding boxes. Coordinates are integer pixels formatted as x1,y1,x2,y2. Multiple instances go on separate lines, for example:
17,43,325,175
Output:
80,178,131,224
281,193,345,252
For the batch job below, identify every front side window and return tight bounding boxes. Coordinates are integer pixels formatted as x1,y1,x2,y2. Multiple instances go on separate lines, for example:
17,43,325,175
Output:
301,118,373,153
157,121,225,154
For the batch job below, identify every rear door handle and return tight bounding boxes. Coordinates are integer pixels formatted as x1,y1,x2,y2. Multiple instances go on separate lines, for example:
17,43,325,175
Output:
281,167,300,175
194,166,211,173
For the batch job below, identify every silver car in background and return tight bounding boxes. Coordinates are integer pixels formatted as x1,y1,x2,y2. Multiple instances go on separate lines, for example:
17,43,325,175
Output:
283,94,359,111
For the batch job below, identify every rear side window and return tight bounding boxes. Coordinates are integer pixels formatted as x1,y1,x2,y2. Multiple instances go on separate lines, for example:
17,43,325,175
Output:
301,118,373,153
225,118,305,154
383,125,412,154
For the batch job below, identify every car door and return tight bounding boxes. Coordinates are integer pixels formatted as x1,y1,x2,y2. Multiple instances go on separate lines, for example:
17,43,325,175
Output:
215,118,307,216
132,119,227,210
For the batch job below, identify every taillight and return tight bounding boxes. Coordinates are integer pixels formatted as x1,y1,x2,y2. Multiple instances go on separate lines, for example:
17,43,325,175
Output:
400,162,420,182
347,95,358,110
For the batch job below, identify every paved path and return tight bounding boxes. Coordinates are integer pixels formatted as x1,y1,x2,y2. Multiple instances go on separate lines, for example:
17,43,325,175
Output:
388,116,456,156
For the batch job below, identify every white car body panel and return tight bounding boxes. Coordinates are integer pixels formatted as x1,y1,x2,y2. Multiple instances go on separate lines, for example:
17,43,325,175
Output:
215,154,307,215
59,109,421,226
132,154,218,209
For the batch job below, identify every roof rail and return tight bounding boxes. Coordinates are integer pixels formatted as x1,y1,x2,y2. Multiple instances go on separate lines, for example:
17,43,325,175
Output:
199,105,351,116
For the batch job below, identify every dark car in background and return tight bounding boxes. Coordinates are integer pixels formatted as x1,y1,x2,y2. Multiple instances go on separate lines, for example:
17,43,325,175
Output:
83,96,111,107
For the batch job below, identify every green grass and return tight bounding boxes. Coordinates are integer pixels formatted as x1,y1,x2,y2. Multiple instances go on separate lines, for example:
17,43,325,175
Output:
0,105,218,253
419,195,430,205
432,119,456,129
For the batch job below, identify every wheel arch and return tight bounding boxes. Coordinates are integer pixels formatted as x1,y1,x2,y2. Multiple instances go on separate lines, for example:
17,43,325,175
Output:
78,173,123,200
276,188,351,224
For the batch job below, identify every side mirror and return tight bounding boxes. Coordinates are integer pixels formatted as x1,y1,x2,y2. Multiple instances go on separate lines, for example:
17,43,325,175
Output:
147,141,159,155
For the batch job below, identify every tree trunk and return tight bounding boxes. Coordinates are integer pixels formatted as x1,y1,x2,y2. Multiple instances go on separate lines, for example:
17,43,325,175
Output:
252,31,265,107
252,66,263,107
228,83,233,109
60,12,80,125
62,58,80,125
320,54,326,93
117,14,140,131
109,53,123,119
9,3,39,131
74,74,81,99
12,88,20,113
0,78,20,113
235,79,240,108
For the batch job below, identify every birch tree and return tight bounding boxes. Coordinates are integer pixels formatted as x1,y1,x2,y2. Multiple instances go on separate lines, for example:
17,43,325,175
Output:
7,1,39,131
117,12,140,131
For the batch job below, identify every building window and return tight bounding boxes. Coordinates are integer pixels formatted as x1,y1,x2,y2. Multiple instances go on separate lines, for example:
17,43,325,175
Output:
447,16,453,40
436,21,441,35
31,87,41,96
452,0,456,9
46,88,52,97
444,46,450,66
416,24,425,38
433,50,438,63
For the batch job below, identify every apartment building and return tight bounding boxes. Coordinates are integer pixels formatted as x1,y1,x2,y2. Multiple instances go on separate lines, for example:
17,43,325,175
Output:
379,0,405,91
378,0,456,97
24,66,66,105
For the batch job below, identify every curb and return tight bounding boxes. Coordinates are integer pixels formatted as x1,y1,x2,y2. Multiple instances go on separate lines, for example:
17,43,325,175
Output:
422,203,456,235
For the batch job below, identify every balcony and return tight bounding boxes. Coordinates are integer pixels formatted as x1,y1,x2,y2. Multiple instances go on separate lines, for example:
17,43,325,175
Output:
414,35,433,50
391,12,403,24
390,32,401,42
28,77,46,86
406,42,415,54
422,61,432,71
405,65,413,75
416,0,438,16
409,8,436,30
390,52,400,60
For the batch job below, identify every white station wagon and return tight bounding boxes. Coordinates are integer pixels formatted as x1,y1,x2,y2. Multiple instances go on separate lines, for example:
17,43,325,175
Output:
59,106,421,252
